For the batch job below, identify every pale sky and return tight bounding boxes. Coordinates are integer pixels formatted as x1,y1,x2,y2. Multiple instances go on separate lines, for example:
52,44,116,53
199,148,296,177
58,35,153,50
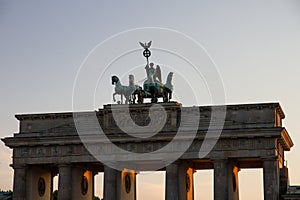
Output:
1,1,300,199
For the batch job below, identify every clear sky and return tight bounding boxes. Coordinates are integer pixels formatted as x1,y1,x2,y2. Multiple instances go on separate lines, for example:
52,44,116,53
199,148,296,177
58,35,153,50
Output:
1,1,300,199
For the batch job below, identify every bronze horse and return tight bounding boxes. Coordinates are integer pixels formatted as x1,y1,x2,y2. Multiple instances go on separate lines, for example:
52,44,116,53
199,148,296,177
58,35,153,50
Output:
111,75,141,104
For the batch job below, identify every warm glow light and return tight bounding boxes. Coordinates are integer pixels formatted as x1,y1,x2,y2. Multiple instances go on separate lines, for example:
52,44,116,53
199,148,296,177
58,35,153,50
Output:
84,170,91,181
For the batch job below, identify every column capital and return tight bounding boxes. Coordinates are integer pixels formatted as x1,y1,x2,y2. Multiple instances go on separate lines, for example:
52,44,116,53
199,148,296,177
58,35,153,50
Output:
169,160,181,165
262,156,278,161
11,164,27,169
57,163,73,168
212,158,228,163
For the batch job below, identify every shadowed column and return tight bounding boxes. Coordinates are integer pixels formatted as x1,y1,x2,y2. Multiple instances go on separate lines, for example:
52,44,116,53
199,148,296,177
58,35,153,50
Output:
58,164,72,200
263,158,279,200
104,166,117,200
214,159,228,200
12,164,26,200
166,163,179,200
213,159,240,200
166,162,194,200
104,166,136,200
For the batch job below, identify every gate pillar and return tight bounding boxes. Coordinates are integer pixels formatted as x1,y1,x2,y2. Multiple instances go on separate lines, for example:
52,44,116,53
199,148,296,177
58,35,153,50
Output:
12,164,27,200
104,166,136,200
58,164,72,200
214,159,228,200
165,162,194,200
213,159,240,200
263,158,280,200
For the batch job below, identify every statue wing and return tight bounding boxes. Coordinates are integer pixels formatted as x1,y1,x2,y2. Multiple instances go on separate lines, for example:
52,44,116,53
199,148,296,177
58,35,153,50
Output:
139,42,145,48
156,65,162,82
146,41,152,48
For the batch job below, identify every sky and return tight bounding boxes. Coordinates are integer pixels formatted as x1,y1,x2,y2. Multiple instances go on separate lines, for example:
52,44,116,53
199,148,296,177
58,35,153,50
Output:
1,1,300,199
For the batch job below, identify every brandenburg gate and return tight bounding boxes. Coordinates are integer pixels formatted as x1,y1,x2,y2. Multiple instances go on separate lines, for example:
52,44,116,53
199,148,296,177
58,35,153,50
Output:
1,41,295,200
2,102,294,200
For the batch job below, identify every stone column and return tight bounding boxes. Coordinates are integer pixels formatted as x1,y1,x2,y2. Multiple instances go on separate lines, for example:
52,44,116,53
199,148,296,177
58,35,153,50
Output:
165,162,194,200
104,166,118,200
214,159,228,200
263,158,280,200
58,164,72,200
279,166,289,196
213,159,240,200
12,165,27,200
104,166,136,200
166,163,179,200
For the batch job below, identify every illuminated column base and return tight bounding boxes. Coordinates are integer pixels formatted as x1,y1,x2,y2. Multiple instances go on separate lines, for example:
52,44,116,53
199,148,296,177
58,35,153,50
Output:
71,166,93,200
26,166,52,200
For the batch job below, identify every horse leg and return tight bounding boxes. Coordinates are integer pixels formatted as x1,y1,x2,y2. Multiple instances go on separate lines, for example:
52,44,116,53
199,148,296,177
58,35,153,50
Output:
137,92,142,104
154,94,158,103
152,92,158,103
140,95,144,104
120,94,123,104
132,94,136,104
125,95,129,104
130,94,134,104
163,91,168,102
113,92,117,102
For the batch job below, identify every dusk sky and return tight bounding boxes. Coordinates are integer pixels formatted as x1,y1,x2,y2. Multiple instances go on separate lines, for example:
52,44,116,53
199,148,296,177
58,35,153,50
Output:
1,1,300,199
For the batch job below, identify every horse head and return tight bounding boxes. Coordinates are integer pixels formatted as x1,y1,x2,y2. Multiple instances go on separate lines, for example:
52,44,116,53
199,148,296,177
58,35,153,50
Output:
112,75,119,85
129,74,135,86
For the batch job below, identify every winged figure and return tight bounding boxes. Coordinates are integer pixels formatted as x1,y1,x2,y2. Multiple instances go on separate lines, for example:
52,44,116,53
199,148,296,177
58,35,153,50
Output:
145,63,162,83
155,65,162,83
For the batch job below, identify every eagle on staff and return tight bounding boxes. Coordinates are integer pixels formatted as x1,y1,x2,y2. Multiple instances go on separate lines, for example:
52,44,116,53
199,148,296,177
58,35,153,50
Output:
139,41,152,49
139,41,152,66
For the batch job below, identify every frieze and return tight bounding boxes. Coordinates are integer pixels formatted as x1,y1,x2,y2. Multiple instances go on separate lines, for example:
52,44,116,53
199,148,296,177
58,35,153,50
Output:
12,139,281,166
20,147,30,157
37,148,45,156
51,146,60,156
187,138,277,153
14,145,86,158
12,135,281,162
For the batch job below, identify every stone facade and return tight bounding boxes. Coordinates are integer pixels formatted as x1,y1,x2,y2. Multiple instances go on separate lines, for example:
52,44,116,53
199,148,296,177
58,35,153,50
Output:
2,102,294,200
